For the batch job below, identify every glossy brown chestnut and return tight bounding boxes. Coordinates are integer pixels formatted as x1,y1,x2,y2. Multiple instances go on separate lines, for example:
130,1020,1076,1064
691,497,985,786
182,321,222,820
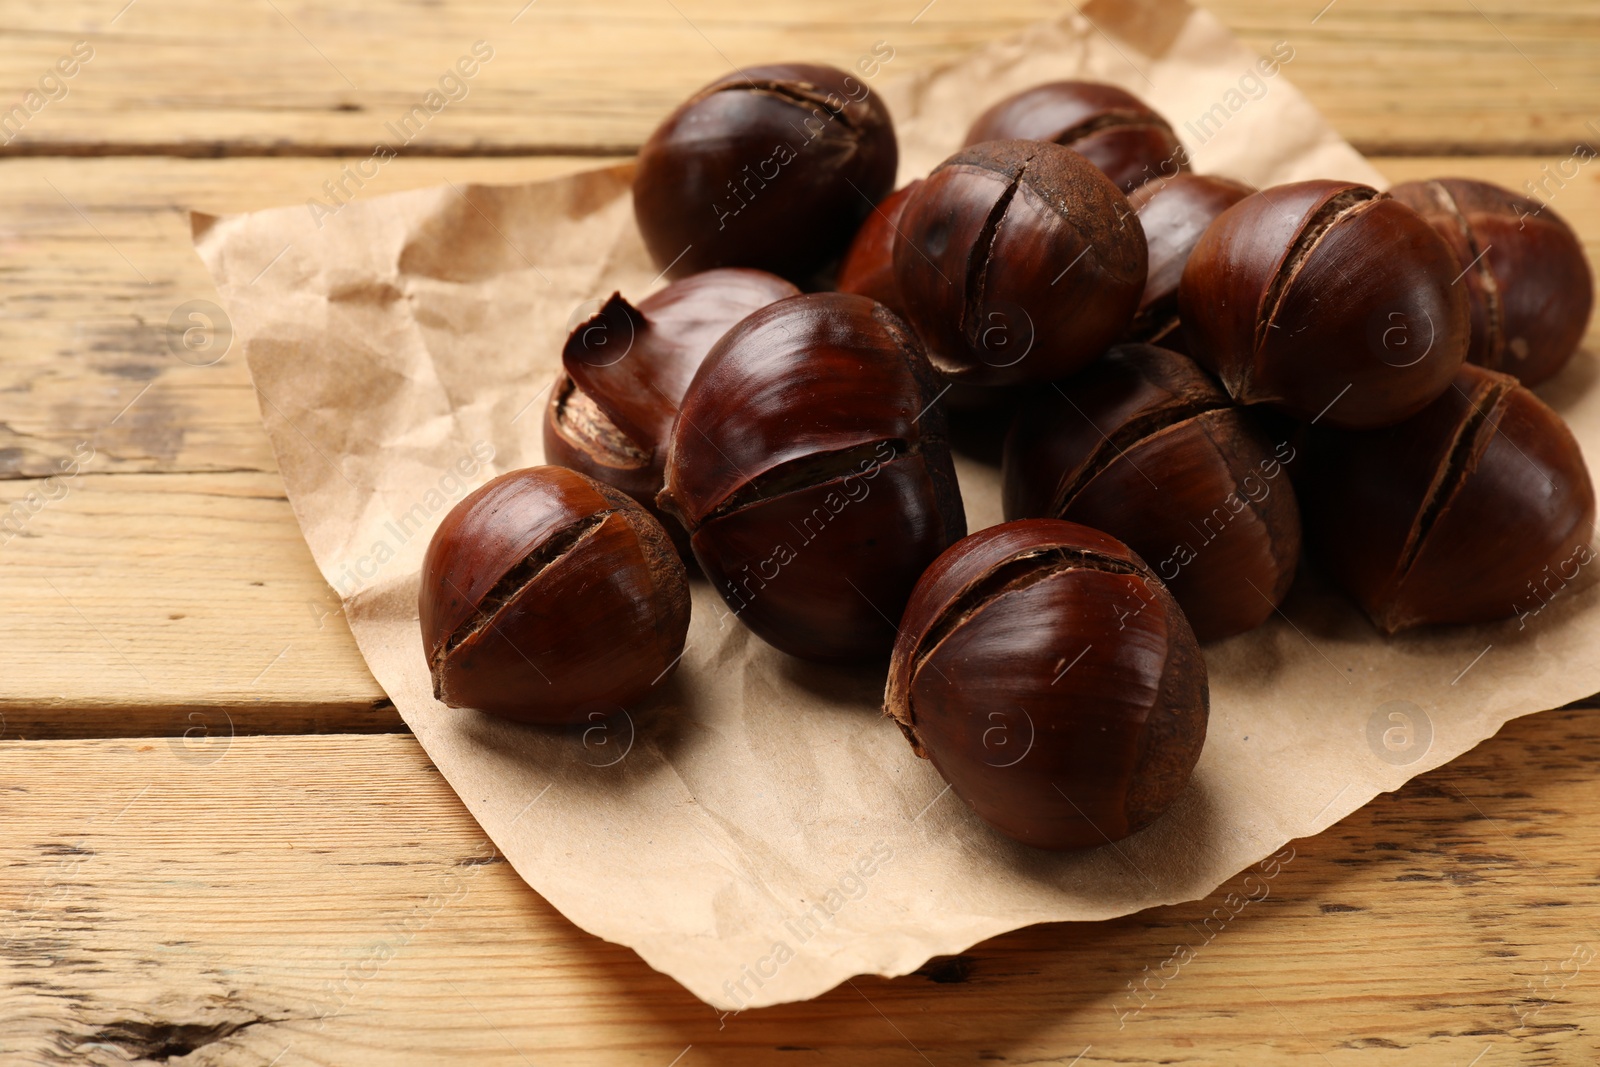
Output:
964,81,1188,193
632,63,898,284
1126,173,1255,345
656,292,966,662
893,139,1147,387
884,518,1209,851
835,181,922,316
1179,179,1469,430
1389,177,1593,386
420,466,690,724
543,268,799,548
1002,344,1301,641
1301,364,1596,634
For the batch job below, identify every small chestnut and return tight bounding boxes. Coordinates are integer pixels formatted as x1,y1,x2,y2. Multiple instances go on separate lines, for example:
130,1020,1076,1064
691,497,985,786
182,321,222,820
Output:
1389,177,1594,386
420,466,690,723
543,268,799,547
632,63,898,284
1125,173,1255,345
657,292,966,662
893,139,1147,387
1301,364,1596,634
884,518,1208,851
964,80,1188,193
1002,344,1302,642
835,181,922,317
1179,179,1469,430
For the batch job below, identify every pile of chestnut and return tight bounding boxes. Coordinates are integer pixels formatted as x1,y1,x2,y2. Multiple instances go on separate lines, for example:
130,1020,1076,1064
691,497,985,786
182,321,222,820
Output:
422,65,1596,852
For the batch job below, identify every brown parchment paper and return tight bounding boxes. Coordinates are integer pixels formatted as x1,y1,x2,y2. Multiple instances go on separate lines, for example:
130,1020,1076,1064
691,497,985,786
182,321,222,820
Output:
194,1,1600,1010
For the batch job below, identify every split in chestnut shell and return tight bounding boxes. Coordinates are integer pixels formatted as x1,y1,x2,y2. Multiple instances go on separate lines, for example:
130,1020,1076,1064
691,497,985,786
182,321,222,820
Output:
632,63,898,284
420,466,690,724
885,518,1209,851
657,291,966,663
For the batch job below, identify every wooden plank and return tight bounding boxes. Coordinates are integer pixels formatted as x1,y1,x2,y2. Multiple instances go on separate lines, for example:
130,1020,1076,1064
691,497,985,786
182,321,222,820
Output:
3,708,1598,1064
0,1,1595,157
1,154,1596,734
0,158,608,737
0,156,608,482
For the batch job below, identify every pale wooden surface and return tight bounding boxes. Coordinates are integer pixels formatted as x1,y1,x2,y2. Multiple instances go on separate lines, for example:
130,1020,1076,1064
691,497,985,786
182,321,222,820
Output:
2,710,1597,1065
0,1,1595,155
2,1,1600,1063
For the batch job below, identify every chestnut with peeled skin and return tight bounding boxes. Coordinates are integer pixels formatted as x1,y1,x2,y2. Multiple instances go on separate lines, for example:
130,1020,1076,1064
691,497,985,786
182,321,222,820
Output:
1179,179,1469,430
964,80,1188,193
1301,364,1596,634
1389,177,1593,386
543,268,799,548
1003,344,1301,641
657,292,965,662
885,519,1208,851
894,139,1147,387
632,64,898,284
420,466,690,724
835,181,921,316
1126,173,1255,345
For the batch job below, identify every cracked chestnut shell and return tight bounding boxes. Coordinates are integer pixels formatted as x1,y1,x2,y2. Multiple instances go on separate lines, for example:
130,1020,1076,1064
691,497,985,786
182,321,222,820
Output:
632,63,898,284
1126,173,1255,346
420,466,690,724
1002,344,1301,641
885,519,1209,851
1389,177,1593,386
894,139,1147,387
1301,364,1596,633
657,292,966,662
1179,179,1469,430
836,181,922,317
542,268,799,549
964,81,1188,193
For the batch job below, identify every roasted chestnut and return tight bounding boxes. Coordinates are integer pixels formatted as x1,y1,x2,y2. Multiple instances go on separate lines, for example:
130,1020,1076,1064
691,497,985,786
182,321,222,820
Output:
1301,364,1595,634
884,518,1208,850
1389,177,1593,386
420,466,690,723
1003,344,1301,641
893,139,1147,387
1126,173,1255,345
835,181,922,316
543,268,799,548
964,80,1188,193
1179,179,1469,430
656,292,965,662
632,63,898,284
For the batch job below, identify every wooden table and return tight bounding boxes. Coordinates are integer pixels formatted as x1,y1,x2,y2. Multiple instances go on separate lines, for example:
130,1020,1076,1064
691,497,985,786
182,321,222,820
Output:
3,2,1598,1063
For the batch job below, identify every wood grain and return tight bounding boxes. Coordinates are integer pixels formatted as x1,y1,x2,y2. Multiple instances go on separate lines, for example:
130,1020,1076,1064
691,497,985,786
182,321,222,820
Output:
0,1,1595,157
1,156,1595,736
2,707,1597,1065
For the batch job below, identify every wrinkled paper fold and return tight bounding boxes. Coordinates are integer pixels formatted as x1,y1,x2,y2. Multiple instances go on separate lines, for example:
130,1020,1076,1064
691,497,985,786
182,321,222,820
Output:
195,0,1600,1009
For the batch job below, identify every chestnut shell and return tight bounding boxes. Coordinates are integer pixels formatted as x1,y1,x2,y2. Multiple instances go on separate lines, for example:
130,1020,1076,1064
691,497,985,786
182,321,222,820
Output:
885,518,1209,851
893,139,1147,387
964,81,1188,193
1125,173,1255,345
1179,179,1469,430
1389,177,1593,386
835,181,922,317
657,292,966,662
1301,364,1596,633
420,466,690,723
1002,344,1301,641
543,268,798,546
632,63,898,284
